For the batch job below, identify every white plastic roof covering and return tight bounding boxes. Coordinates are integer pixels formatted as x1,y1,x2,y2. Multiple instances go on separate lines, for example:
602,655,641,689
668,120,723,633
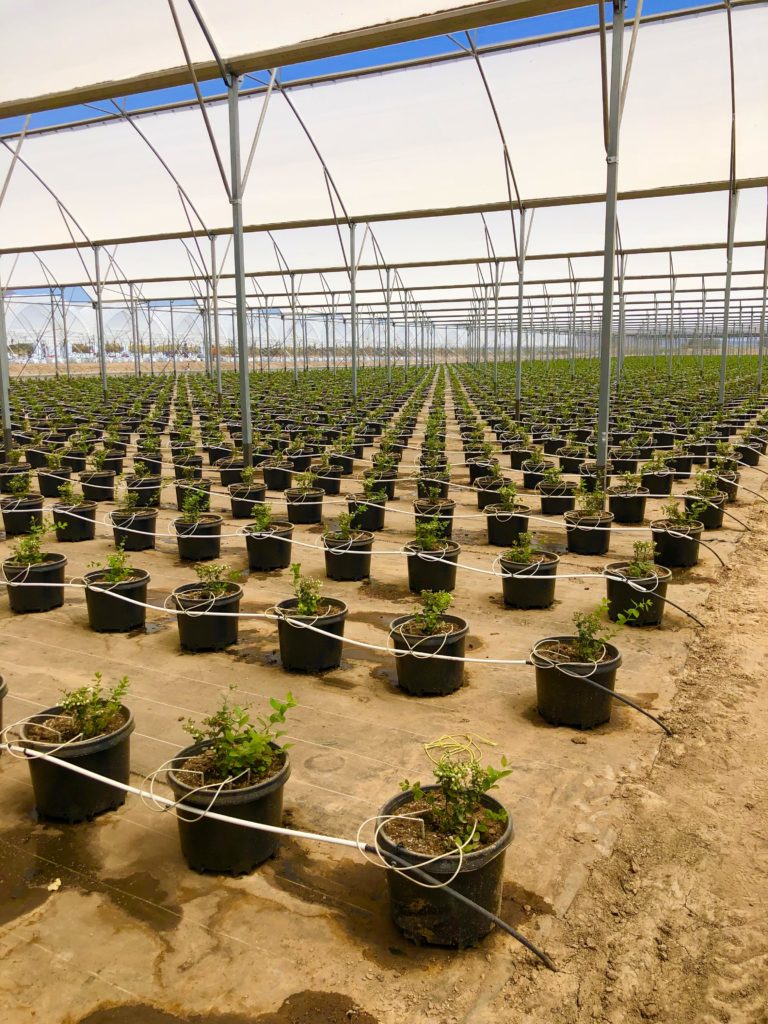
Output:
1,5,766,261
0,0,585,118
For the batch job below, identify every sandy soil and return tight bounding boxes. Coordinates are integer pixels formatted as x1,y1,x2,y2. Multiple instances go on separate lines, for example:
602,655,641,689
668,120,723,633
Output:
0,373,765,1023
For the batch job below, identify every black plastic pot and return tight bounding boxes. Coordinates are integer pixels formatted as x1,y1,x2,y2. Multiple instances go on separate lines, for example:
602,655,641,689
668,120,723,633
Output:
276,597,347,672
1,494,43,535
80,470,116,502
521,462,551,490
389,614,468,696
604,561,671,626
499,553,559,609
110,507,158,551
244,522,293,571
37,467,71,497
229,483,267,519
607,488,648,524
172,582,242,651
377,787,513,947
285,487,324,525
564,511,613,555
650,520,703,568
168,741,290,875
347,497,386,532
53,501,97,541
364,471,396,500
4,553,67,613
323,532,374,581
405,541,460,593
0,676,6,742
537,484,576,516
84,569,149,632
484,504,530,546
531,638,622,729
330,453,354,475
262,462,293,491
173,514,223,560
0,462,32,494
417,475,450,500
19,706,134,822
216,458,245,486
126,474,162,508
640,469,673,496
413,498,455,539
174,480,211,512
316,466,343,495
683,492,726,530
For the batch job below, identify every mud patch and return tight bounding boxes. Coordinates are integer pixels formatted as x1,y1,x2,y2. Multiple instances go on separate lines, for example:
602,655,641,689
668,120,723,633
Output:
359,580,411,603
501,881,556,927
370,665,397,688
318,674,357,691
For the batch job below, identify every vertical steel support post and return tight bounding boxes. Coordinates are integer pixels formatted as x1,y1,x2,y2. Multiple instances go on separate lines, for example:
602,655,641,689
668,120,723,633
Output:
290,273,298,384
61,288,70,377
210,237,222,401
0,286,13,454
385,268,392,385
596,1,626,479
49,290,59,377
514,208,527,420
93,246,108,397
492,259,500,391
350,222,358,404
719,189,740,408
758,227,768,393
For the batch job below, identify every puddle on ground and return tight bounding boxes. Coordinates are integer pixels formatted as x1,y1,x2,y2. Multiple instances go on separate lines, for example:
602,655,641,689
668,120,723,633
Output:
0,822,182,931
127,620,170,638
370,665,397,688
76,992,378,1024
316,674,357,691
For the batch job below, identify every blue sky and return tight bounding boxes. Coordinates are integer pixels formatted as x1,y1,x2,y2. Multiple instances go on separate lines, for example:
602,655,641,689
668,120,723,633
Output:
0,0,705,136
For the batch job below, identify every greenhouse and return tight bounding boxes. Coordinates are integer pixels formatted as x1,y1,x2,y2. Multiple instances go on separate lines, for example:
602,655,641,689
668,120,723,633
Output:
0,2,766,1022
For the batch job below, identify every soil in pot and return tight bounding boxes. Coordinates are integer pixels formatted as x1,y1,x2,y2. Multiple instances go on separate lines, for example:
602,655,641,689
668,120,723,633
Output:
172,582,242,651
276,597,347,672
229,483,267,519
377,787,513,947
499,552,559,609
389,614,468,695
607,487,648,524
80,470,116,502
84,568,149,632
405,541,460,593
538,484,576,516
19,705,134,822
168,741,291,875
531,637,622,729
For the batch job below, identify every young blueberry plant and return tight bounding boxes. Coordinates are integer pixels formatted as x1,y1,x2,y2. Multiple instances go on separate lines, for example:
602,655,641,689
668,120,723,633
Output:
623,540,657,578
193,562,242,597
409,590,453,635
413,515,448,551
503,532,540,564
290,562,323,615
59,672,130,740
89,542,135,583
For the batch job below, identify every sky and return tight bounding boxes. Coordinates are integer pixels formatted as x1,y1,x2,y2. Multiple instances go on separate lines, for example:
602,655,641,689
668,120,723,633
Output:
0,0,707,136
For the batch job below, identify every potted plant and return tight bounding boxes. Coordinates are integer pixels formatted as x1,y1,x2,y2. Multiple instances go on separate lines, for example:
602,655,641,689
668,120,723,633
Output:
474,461,512,511
243,502,294,572
275,563,348,673
322,510,374,581
84,543,150,632
262,455,294,491
405,516,460,593
530,602,623,729
683,469,727,530
172,488,223,561
167,688,295,874
53,481,97,541
640,451,674,496
17,673,133,821
607,472,649,524
37,447,72,498
0,470,43,536
174,467,211,512
80,447,116,502
3,520,67,613
604,540,671,626
108,487,159,551
389,591,468,696
229,463,268,519
556,437,589,474
498,532,559,609
650,500,704,568
126,460,163,508
536,465,576,516
313,453,343,496
376,747,512,946
347,477,387,532
285,470,324,525
564,486,614,556
171,563,243,651
413,483,456,540
520,446,553,490
484,482,530,546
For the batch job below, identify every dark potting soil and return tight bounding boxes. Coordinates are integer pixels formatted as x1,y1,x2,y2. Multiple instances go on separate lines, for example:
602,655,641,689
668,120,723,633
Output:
382,795,507,857
506,552,557,565
285,602,340,619
536,640,613,665
177,747,286,791
25,708,128,744
395,618,463,639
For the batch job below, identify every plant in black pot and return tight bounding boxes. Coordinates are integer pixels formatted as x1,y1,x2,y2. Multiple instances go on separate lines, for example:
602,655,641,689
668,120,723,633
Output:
80,447,116,502
347,477,387,533
520,446,553,490
173,488,223,561
275,563,348,673
389,590,468,696
640,450,674,496
413,483,456,539
607,471,649,524
243,502,294,572
109,486,158,551
604,540,670,627
564,485,613,556
285,469,324,525
0,469,43,536
53,480,97,542
536,464,576,516
313,452,343,495
229,463,267,519
484,482,531,546
322,510,374,582
18,672,133,822
3,519,67,613
126,459,163,508
710,444,740,502
474,460,511,511
530,602,623,729
38,447,72,498
172,562,243,651
405,515,460,593
84,542,150,633
683,469,727,530
167,688,295,874
498,531,559,609
650,499,704,569
377,744,512,947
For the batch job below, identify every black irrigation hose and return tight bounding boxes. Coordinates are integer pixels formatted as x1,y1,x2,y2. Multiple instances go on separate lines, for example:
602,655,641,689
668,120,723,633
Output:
367,842,557,972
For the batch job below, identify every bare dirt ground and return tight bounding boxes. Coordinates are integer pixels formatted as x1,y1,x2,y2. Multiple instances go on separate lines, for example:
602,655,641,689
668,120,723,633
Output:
0,375,765,1024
